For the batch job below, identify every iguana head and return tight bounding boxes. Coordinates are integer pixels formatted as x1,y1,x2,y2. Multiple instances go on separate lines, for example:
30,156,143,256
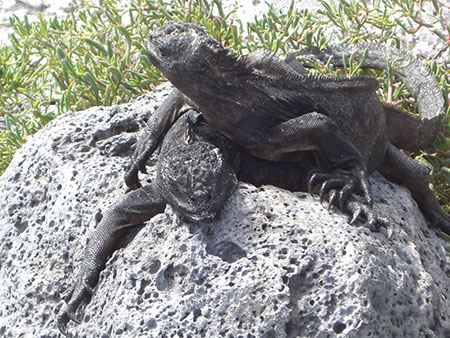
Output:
157,142,237,222
147,22,250,98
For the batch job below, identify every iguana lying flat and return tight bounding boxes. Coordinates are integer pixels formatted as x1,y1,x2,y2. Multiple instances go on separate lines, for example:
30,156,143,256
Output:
127,21,448,231
57,109,316,334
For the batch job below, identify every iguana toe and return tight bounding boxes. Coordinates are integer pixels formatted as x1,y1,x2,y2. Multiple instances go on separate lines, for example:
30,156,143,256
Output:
318,178,345,204
346,200,392,232
124,165,142,190
68,311,82,324
327,190,339,210
309,170,360,210
57,311,72,337
57,307,82,337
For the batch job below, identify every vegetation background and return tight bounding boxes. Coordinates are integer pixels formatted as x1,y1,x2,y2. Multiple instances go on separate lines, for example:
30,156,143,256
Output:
0,0,448,215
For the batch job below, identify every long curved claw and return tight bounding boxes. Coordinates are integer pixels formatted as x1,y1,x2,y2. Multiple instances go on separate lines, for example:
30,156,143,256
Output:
56,276,96,335
350,206,363,225
319,178,344,204
346,200,393,233
57,308,81,337
68,311,82,324
309,172,332,196
309,170,361,211
307,168,392,233
327,190,339,210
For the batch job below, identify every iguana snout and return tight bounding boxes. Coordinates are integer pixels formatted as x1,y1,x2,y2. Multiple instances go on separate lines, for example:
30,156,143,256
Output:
148,21,226,77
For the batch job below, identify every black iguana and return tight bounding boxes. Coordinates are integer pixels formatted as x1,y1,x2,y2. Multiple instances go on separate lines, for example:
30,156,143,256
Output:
57,108,317,334
126,22,448,231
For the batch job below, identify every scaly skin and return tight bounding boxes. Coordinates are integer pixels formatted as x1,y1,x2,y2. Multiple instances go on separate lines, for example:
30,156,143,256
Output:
134,22,448,231
287,43,445,150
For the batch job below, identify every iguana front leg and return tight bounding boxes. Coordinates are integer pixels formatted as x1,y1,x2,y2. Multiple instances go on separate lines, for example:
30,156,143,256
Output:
57,185,165,335
246,111,374,220
125,89,188,190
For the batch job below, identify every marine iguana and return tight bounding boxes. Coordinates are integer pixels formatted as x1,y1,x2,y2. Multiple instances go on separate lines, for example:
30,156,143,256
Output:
57,21,449,333
127,22,448,231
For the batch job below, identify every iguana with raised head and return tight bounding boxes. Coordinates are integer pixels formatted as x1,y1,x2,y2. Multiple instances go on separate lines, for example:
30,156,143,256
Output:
57,21,449,333
127,22,448,231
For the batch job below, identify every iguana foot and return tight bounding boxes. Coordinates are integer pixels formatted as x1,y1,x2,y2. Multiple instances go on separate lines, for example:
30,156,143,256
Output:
57,311,81,337
308,169,392,231
345,200,392,232
124,161,143,190
308,168,372,210
57,276,96,336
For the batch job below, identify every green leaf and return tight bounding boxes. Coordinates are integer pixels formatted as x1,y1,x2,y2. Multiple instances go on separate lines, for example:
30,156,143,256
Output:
84,38,107,56
84,73,100,102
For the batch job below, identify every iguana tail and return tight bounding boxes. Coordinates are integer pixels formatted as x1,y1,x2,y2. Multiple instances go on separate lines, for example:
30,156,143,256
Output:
287,43,445,151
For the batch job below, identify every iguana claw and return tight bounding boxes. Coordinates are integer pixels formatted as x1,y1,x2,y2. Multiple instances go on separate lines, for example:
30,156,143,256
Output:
349,207,362,225
69,312,82,324
57,312,72,337
308,167,374,209
318,178,343,204
57,276,96,335
327,190,339,210
346,200,392,232
308,169,391,231
309,170,359,210
124,164,142,190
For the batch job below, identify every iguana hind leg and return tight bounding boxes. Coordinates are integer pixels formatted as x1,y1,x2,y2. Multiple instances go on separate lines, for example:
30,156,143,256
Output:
380,143,450,234
57,185,165,335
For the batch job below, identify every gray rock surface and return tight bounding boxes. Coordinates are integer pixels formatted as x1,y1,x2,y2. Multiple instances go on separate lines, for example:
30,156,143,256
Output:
0,83,449,337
